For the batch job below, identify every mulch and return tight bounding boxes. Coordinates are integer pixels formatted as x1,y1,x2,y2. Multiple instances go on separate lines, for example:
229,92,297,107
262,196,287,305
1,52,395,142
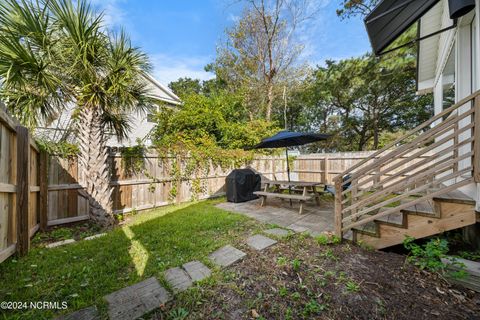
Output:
155,236,480,320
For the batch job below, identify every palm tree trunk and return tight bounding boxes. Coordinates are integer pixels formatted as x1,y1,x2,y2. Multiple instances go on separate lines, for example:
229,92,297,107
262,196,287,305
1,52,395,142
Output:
77,106,115,227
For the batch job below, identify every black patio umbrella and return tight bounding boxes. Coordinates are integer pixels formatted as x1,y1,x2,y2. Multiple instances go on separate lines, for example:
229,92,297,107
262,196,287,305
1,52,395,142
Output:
248,130,330,182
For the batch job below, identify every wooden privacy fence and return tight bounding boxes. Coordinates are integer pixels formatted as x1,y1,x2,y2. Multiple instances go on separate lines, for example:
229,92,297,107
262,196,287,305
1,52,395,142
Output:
46,153,290,223
294,151,432,186
47,150,415,226
0,106,43,263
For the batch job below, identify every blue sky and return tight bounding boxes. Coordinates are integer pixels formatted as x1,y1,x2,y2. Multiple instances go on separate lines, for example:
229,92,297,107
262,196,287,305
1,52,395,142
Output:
91,0,371,84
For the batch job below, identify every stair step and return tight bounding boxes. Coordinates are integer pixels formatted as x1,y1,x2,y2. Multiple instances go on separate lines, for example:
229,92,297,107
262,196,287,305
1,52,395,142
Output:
401,200,438,218
374,208,406,228
433,189,476,205
352,221,379,237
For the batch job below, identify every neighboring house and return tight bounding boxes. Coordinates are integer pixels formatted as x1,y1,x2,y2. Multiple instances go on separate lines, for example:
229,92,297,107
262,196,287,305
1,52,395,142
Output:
35,73,182,147
334,0,480,249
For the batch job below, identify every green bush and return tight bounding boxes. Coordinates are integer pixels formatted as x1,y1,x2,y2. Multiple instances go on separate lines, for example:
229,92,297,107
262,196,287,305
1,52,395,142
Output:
403,236,467,278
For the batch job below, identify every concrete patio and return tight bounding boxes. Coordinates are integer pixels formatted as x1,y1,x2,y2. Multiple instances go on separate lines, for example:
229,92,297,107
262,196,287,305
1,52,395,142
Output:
216,196,335,236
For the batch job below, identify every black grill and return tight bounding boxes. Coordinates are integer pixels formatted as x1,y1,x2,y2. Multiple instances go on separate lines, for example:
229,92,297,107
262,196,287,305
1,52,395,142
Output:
226,169,261,203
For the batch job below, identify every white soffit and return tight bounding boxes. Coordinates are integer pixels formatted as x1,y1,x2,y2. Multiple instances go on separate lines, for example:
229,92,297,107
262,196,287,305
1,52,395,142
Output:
143,73,182,106
418,1,443,92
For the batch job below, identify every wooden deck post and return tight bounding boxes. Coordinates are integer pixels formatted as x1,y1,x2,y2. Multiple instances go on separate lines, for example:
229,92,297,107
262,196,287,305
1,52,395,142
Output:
334,178,343,239
39,150,48,231
16,126,30,256
474,96,480,183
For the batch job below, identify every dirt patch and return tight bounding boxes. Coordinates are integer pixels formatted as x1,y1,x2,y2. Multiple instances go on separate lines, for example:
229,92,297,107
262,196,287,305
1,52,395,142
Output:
31,221,103,246
155,235,480,320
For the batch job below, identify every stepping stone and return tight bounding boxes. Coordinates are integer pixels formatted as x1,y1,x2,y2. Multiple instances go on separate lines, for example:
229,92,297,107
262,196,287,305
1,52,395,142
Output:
182,260,211,282
84,233,107,240
264,228,290,238
246,235,277,251
164,267,193,293
54,306,99,320
104,277,171,320
46,239,75,248
287,225,309,233
208,245,246,267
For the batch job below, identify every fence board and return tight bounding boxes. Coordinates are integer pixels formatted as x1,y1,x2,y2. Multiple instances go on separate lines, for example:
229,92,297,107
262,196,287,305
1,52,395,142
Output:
0,106,41,262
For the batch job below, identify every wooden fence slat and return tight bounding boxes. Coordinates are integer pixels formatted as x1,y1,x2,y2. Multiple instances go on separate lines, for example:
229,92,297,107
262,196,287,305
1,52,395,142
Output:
16,126,30,256
39,151,48,231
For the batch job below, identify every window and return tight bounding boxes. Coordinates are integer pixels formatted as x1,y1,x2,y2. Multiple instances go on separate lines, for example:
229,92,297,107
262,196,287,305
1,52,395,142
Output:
442,43,455,111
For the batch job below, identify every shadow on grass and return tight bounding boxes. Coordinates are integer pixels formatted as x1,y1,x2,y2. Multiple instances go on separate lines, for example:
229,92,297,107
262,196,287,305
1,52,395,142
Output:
0,200,257,320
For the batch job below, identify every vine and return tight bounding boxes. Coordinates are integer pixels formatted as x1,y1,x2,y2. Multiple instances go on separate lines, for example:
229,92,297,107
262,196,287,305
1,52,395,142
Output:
36,138,79,158
120,141,146,176
119,141,159,193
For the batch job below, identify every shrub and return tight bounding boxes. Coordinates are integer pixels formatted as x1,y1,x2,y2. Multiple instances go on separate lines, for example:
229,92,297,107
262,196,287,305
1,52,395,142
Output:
403,236,467,278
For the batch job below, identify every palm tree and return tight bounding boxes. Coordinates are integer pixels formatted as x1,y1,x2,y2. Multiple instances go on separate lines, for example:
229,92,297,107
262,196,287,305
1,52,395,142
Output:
0,0,152,226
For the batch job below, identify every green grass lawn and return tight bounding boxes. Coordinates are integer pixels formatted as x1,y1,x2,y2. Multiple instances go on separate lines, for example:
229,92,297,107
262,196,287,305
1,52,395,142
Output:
0,199,260,320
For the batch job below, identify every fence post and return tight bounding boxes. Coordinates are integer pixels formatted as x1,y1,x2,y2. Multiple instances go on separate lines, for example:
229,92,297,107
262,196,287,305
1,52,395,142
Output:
474,96,480,183
334,177,343,239
16,126,30,256
39,150,48,231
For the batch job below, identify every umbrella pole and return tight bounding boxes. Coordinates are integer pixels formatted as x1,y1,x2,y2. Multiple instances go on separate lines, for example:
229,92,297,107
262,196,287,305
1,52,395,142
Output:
286,148,292,206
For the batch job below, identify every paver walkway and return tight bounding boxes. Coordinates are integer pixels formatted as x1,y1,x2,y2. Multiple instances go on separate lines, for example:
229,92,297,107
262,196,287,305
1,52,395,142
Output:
246,234,277,251
104,277,171,320
264,228,290,238
60,232,281,319
208,245,247,267
164,267,193,293
164,261,213,293
183,260,212,282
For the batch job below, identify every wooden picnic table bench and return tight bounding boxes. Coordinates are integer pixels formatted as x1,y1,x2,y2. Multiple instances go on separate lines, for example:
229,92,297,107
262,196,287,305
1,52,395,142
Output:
254,180,322,214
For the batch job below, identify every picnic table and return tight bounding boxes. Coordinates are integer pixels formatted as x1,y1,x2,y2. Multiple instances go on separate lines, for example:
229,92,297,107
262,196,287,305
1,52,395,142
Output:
253,180,322,214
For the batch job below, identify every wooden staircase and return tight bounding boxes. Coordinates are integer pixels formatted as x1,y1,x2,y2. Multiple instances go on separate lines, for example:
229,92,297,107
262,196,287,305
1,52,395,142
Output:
334,91,480,249
352,191,477,249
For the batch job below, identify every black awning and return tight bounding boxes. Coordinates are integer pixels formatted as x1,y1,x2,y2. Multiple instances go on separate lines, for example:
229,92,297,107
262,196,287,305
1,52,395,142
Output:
365,0,440,55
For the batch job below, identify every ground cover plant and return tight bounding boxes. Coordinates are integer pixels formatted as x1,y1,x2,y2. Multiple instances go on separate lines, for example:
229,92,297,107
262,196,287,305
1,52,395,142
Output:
154,234,480,320
0,200,260,319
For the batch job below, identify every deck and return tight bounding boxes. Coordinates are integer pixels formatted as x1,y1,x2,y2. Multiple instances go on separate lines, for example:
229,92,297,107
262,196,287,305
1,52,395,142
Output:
217,196,335,236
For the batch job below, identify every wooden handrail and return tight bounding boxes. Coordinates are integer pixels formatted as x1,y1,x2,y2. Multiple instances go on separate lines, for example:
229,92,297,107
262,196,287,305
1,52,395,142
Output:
341,122,474,197
341,108,473,186
334,91,480,238
335,90,480,183
342,149,473,214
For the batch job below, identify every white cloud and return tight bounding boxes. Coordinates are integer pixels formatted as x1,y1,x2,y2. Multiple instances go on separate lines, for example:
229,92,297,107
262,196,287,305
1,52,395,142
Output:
295,0,332,63
90,0,127,29
150,54,215,84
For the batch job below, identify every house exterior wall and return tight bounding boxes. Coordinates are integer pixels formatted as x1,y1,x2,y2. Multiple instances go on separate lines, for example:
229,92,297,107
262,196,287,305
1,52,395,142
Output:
424,0,479,207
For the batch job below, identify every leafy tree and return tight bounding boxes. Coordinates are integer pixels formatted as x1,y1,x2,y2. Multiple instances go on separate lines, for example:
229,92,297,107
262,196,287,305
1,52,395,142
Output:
168,77,203,98
336,0,380,19
211,0,315,121
151,92,279,154
0,0,152,226
293,54,433,151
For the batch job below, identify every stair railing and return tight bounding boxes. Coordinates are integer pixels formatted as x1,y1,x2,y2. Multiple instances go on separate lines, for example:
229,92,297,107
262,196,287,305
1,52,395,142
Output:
334,90,480,238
